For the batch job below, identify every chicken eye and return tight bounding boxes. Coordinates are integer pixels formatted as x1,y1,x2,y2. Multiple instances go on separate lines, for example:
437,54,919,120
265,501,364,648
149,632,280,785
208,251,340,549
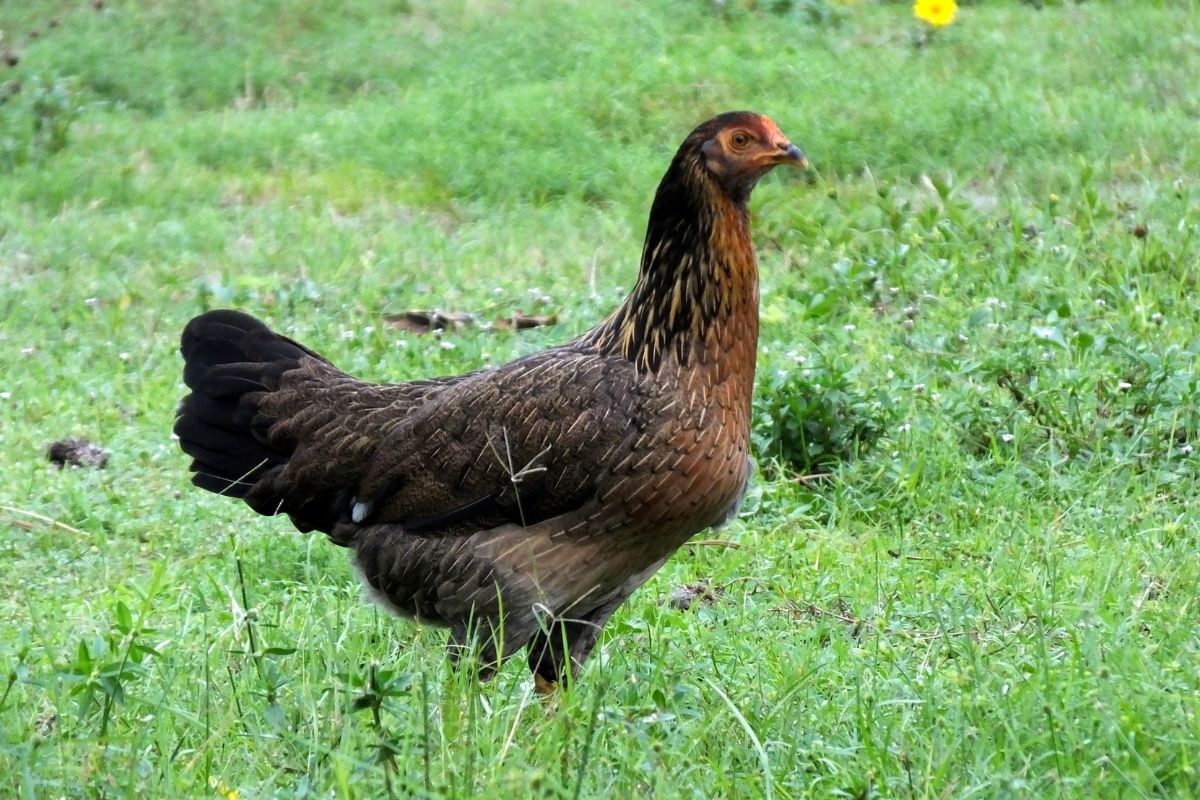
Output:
730,132,752,150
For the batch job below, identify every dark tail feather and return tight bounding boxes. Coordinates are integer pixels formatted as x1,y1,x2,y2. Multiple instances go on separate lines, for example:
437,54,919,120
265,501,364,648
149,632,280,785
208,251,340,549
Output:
174,310,317,501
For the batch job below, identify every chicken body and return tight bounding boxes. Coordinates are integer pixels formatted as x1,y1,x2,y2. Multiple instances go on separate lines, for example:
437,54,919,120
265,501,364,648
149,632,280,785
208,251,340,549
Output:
176,111,806,686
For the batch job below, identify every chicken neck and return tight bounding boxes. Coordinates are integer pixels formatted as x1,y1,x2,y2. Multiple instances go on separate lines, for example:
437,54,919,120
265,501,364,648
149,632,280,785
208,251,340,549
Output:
586,152,760,378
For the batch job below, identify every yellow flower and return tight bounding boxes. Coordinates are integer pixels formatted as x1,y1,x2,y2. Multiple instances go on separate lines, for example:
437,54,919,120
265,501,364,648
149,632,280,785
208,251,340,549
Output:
208,777,240,800
914,0,957,27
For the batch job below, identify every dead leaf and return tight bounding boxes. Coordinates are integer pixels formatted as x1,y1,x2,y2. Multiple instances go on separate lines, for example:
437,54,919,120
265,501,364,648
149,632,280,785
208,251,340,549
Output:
46,438,109,469
664,581,722,612
384,308,556,335
494,312,557,331
383,310,476,335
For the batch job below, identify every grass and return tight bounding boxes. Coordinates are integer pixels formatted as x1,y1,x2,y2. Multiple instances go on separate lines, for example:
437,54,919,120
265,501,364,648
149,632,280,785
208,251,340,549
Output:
1,0,1198,796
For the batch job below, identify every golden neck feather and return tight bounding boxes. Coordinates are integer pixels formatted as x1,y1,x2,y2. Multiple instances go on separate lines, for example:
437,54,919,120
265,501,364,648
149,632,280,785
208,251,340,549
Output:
587,153,760,374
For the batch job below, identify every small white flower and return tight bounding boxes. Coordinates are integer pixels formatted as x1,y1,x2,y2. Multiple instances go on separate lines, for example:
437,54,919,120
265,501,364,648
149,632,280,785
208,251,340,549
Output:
898,423,912,433
1182,444,1194,456
439,341,456,350
119,352,130,361
1151,312,1164,325
885,353,895,363
904,319,915,330
21,346,35,355
1094,298,1106,307
913,383,926,394
889,286,900,296
341,329,354,340
1117,381,1132,391
1000,432,1015,443
776,369,789,379
395,339,407,348
886,369,895,380
958,334,969,344
0,391,10,400
844,324,856,332
85,297,98,306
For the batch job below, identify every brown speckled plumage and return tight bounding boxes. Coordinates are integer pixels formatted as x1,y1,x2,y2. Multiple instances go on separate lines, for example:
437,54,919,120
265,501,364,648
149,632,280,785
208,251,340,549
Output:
175,112,807,686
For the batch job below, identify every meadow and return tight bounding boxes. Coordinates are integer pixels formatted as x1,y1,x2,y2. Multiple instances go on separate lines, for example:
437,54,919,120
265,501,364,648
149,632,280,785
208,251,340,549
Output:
1,0,1198,797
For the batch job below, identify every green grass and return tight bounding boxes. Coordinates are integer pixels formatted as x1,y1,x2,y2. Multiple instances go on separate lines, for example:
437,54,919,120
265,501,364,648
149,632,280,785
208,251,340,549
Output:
1,0,1199,796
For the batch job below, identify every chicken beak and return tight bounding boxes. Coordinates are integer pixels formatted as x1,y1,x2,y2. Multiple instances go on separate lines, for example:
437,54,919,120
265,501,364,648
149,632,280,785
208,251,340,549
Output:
778,142,809,169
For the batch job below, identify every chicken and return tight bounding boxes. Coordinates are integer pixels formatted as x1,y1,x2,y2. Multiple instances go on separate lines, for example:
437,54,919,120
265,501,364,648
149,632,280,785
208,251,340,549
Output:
175,111,808,690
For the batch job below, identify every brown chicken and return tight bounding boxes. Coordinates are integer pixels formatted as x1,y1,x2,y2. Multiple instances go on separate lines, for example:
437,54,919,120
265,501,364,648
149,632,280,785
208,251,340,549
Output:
175,111,807,690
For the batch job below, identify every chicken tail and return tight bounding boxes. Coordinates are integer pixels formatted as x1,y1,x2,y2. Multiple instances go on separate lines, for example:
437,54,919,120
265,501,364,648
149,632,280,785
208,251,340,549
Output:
174,309,334,525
